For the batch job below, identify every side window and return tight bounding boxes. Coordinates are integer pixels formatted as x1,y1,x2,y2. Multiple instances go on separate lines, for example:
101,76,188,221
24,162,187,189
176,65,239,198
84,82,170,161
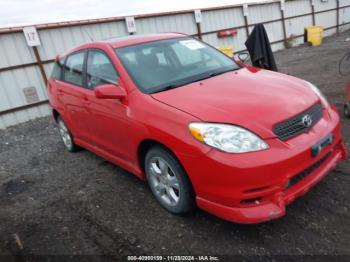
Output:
50,56,65,80
63,52,85,86
87,51,118,89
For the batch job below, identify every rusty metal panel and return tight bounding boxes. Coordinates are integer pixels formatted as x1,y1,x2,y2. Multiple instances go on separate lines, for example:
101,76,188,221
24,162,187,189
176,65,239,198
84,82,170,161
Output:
0,0,349,129
0,66,47,112
136,13,197,35
43,62,55,80
314,0,337,12
201,7,245,33
316,10,337,27
37,21,127,61
340,6,350,24
0,103,50,129
271,41,284,52
247,2,281,24
340,0,350,7
285,15,313,37
0,63,49,128
284,0,312,17
324,27,337,37
0,32,36,68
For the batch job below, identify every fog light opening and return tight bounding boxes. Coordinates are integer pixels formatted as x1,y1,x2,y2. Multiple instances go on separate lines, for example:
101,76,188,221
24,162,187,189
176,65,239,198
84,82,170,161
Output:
240,197,262,205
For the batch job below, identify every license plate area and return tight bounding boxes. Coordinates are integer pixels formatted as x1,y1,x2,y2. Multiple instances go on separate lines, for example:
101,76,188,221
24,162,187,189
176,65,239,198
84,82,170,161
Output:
311,133,333,157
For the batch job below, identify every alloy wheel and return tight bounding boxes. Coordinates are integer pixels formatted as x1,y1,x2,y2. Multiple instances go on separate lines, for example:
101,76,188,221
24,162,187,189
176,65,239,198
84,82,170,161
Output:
148,156,180,207
58,119,73,150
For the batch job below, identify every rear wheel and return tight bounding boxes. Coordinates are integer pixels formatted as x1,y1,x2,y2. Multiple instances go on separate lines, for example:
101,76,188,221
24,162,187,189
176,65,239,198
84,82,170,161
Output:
145,146,195,214
57,117,79,152
344,103,350,118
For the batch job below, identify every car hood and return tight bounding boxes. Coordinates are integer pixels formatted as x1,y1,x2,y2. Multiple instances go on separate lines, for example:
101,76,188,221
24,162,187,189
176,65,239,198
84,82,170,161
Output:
151,67,320,138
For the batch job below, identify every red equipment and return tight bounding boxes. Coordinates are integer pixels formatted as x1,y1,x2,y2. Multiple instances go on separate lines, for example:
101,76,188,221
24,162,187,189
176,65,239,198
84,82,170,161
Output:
217,29,237,38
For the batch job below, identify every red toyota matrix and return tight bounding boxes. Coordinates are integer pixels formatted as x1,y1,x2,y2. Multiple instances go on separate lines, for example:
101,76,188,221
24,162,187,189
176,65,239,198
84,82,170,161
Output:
48,33,347,224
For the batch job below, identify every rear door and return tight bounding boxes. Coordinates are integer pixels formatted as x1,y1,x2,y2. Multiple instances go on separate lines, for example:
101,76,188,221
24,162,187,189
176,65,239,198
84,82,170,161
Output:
58,51,93,143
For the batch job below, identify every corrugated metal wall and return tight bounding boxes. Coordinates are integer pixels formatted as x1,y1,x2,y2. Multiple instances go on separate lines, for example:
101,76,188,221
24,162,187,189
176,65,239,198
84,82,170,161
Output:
0,0,349,129
340,0,350,31
201,7,246,52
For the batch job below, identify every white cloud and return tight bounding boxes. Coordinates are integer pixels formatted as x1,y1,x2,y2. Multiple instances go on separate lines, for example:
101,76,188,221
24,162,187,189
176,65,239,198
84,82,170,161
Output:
0,0,266,28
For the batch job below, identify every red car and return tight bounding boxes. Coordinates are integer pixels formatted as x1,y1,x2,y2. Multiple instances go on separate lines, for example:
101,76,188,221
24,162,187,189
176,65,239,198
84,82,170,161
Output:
48,33,347,224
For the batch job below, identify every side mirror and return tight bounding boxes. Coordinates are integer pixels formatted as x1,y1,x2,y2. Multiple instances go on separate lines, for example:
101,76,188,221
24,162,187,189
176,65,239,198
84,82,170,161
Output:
237,52,249,65
236,52,249,67
94,84,126,100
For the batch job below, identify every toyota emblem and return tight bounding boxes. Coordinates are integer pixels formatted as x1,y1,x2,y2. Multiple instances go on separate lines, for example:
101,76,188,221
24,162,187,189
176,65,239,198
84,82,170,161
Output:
302,114,312,127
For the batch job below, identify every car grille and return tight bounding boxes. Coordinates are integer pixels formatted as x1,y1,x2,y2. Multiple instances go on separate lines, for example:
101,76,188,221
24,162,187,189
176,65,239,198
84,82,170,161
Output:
287,152,331,189
273,103,323,141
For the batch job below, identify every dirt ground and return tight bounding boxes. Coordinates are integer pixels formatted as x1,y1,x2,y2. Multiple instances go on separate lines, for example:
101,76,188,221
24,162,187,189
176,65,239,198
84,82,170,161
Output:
1,32,350,261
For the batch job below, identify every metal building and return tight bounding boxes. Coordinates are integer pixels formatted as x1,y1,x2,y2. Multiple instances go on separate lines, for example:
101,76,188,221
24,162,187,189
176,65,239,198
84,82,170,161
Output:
0,0,349,129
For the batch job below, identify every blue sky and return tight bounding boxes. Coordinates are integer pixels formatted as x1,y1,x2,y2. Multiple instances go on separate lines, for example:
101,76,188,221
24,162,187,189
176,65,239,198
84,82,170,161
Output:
0,0,266,28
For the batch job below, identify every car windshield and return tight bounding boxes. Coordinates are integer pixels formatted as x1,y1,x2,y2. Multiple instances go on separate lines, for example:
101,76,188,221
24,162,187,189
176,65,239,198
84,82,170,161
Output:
115,37,240,93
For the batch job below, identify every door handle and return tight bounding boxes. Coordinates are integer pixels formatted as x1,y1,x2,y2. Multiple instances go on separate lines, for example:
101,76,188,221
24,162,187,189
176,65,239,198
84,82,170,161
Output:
82,96,91,105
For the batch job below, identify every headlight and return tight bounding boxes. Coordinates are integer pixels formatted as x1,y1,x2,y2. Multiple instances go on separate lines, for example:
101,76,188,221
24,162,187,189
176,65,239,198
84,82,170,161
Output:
189,123,268,153
306,82,330,109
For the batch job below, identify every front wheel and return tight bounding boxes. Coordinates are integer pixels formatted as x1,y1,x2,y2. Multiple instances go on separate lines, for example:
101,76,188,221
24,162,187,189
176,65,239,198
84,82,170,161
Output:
344,103,350,118
145,146,195,214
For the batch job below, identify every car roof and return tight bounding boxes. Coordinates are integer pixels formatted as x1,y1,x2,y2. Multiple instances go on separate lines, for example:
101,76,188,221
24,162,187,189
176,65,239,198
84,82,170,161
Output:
57,32,188,60
104,33,187,48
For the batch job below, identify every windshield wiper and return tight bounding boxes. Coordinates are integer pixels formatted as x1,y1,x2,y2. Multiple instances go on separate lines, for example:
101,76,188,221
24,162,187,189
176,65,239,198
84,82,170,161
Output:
208,68,238,77
155,83,185,93
187,67,238,84
153,68,238,93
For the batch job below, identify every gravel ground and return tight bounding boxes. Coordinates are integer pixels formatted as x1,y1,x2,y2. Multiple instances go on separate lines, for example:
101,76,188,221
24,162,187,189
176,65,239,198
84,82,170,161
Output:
1,32,350,261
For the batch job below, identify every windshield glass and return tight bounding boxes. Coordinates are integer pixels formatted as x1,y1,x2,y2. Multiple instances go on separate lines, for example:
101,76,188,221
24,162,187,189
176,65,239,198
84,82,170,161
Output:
115,37,240,93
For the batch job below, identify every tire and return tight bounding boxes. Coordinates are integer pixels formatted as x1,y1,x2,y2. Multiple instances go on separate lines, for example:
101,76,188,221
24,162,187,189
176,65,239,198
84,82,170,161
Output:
57,116,80,152
344,104,350,118
145,146,195,214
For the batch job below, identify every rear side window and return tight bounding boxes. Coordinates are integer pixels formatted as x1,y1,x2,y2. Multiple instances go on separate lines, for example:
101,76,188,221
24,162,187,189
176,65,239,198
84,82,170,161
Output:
86,50,118,89
63,52,85,86
50,57,65,80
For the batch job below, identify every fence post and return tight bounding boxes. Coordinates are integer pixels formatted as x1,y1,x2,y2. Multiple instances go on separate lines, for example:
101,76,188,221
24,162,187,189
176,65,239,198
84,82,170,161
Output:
194,10,203,40
33,46,48,85
242,4,250,39
22,26,48,85
196,23,202,40
280,0,287,47
336,0,340,35
310,0,316,26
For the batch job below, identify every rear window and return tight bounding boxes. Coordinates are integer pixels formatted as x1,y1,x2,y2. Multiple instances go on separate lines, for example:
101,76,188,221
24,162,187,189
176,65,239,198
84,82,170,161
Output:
50,57,65,80
63,52,85,86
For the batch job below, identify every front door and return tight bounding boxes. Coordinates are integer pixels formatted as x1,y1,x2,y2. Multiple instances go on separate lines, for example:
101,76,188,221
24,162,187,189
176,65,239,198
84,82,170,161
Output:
83,49,132,162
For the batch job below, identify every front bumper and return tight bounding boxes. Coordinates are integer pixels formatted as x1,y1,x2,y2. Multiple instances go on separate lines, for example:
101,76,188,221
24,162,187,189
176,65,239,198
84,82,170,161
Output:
179,108,347,224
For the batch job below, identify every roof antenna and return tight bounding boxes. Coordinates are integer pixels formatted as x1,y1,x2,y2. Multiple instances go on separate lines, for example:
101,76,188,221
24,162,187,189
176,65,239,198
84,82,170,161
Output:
82,27,94,42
